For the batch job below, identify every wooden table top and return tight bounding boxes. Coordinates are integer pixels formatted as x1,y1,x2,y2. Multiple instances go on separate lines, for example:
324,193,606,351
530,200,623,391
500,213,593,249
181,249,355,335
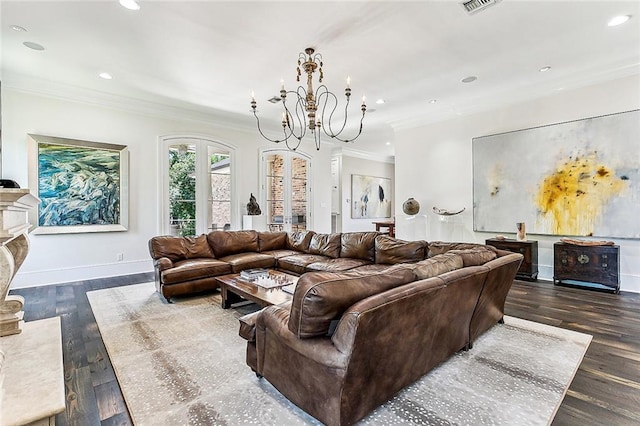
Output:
215,270,298,307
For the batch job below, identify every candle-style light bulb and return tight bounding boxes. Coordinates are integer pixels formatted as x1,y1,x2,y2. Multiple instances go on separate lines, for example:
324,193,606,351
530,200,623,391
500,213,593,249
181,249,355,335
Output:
280,79,285,91
251,91,256,102
346,76,351,89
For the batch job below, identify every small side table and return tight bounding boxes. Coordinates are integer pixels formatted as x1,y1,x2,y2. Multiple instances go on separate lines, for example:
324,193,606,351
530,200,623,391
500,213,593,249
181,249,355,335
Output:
373,220,395,238
485,238,539,281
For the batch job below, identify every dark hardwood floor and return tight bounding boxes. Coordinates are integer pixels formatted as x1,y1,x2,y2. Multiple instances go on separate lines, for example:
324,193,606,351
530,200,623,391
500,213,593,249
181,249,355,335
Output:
9,276,640,425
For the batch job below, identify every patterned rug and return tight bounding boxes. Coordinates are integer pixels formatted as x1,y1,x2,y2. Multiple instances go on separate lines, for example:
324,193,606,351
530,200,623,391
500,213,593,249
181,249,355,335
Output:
88,282,591,425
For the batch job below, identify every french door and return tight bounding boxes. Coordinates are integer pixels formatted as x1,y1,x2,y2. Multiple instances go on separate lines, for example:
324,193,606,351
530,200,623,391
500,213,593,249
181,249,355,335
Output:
160,136,236,236
262,150,311,232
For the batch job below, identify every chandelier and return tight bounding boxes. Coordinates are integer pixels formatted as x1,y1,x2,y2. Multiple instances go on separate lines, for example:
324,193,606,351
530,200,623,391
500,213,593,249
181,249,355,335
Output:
251,47,367,151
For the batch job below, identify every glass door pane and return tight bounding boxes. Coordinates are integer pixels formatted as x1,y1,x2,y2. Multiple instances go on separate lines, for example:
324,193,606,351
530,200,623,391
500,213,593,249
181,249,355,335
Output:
266,153,285,231
291,156,308,232
208,146,231,232
168,143,196,236
263,151,310,232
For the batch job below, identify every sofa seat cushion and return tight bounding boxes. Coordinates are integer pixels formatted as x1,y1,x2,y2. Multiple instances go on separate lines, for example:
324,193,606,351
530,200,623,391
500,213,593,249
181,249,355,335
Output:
149,234,214,262
161,258,231,285
411,253,464,280
308,233,341,258
261,249,301,259
305,258,370,272
208,230,259,258
218,252,275,273
288,269,415,338
449,247,498,266
258,231,288,252
278,254,328,275
375,235,427,264
340,232,378,262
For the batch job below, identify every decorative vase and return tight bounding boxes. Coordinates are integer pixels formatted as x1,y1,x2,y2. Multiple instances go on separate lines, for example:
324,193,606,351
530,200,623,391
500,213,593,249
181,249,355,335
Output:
402,198,420,215
516,222,526,241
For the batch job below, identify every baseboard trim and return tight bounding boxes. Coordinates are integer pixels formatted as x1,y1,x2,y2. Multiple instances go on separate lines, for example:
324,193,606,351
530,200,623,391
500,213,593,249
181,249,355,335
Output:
12,260,153,289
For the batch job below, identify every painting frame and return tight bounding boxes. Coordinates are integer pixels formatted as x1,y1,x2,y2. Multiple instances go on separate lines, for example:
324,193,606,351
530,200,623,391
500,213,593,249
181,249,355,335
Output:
351,174,392,219
28,134,129,234
472,110,640,239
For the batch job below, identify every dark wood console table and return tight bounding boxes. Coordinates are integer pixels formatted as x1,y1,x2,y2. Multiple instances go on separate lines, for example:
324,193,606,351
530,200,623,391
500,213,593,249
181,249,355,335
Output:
553,242,620,293
485,238,538,281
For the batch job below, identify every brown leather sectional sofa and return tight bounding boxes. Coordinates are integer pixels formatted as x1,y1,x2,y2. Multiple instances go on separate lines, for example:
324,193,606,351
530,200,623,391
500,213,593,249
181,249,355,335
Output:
148,230,428,302
148,230,523,425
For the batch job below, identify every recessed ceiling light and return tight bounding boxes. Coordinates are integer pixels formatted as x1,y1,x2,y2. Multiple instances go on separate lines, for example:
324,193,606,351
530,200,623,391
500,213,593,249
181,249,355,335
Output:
23,41,44,51
99,72,113,80
119,0,140,11
461,76,477,83
11,25,27,32
429,99,437,104
375,99,385,105
385,142,391,146
608,15,631,27
539,66,551,72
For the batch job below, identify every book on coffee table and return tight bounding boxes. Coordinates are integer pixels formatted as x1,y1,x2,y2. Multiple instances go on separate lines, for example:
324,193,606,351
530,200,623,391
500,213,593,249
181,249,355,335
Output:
240,268,268,280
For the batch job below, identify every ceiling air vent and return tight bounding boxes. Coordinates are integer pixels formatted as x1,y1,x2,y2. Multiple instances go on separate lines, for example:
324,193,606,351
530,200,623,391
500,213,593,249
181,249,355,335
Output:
460,0,501,15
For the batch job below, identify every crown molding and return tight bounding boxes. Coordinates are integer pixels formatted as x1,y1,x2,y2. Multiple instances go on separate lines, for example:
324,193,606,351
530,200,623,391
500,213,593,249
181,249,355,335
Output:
332,146,395,164
2,72,254,133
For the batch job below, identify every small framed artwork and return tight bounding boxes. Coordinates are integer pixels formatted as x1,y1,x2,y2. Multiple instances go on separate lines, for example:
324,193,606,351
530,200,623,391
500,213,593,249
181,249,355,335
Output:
351,174,391,219
28,134,129,234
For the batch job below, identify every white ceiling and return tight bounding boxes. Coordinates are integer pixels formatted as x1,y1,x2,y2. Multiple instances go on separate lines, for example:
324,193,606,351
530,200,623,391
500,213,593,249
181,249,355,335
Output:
2,1,639,156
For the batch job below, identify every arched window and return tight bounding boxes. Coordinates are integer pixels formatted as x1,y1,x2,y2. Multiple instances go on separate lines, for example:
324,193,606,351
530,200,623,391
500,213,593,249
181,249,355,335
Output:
160,135,236,236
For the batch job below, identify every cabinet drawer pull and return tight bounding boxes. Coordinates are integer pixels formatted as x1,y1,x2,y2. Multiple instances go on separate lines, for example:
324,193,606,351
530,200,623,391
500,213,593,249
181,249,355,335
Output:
578,254,589,264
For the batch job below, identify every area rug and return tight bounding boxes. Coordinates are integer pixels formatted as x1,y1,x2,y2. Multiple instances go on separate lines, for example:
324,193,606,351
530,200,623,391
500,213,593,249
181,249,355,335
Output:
87,282,591,425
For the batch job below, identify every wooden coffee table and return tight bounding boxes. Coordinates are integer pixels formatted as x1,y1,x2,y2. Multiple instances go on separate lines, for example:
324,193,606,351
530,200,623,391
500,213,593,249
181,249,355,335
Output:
215,270,298,309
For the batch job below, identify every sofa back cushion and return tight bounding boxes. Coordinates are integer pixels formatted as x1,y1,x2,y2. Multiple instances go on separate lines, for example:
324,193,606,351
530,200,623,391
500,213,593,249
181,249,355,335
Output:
448,247,497,266
340,232,378,262
258,231,287,252
412,253,464,280
308,233,341,258
375,235,427,264
427,241,487,258
207,230,259,258
286,230,315,252
288,269,415,338
149,234,213,261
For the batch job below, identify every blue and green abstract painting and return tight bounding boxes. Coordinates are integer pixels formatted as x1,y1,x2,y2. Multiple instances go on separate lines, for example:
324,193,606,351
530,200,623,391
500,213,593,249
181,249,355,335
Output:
38,143,121,227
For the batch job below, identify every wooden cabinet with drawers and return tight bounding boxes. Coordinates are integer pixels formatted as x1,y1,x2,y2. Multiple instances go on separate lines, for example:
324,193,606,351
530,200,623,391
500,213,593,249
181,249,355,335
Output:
553,242,620,293
485,238,538,281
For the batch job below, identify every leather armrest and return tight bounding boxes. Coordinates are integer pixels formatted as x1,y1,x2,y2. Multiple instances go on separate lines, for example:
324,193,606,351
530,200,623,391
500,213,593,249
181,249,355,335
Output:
257,304,348,370
154,257,173,271
239,310,261,342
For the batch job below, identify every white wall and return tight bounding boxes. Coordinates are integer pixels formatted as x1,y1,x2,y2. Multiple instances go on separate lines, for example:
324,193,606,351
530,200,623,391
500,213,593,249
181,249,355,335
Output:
2,88,332,288
338,154,394,232
395,74,640,293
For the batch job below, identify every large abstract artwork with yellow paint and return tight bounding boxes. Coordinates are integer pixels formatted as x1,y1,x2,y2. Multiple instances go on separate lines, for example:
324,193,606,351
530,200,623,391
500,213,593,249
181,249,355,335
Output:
473,110,639,238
